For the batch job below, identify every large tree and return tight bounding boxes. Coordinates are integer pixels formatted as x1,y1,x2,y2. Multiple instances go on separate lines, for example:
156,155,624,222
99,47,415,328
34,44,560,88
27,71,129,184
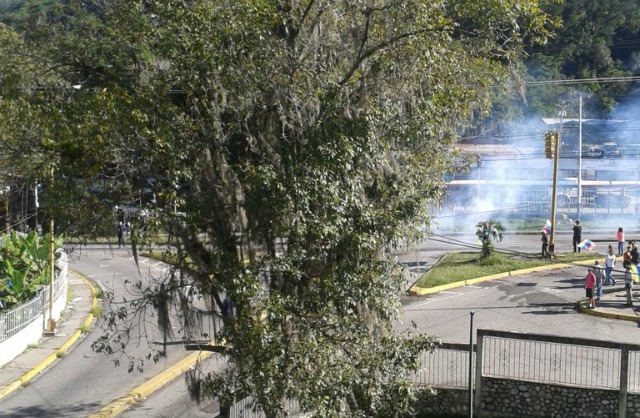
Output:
7,0,552,416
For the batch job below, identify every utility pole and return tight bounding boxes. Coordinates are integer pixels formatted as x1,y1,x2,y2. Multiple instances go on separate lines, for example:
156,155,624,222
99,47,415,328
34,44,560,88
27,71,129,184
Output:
3,188,8,235
577,97,583,221
546,132,561,255
45,166,56,335
468,311,475,418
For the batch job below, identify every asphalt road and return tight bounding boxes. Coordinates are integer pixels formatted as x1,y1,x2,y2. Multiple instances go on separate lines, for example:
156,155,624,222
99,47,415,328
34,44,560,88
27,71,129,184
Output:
401,265,639,344
2,231,637,417
121,232,640,417
0,246,196,418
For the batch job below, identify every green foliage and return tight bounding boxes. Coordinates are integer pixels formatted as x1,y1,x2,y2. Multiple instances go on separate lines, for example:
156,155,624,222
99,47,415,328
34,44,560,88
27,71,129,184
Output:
475,220,505,259
0,231,63,308
523,0,640,117
2,0,551,416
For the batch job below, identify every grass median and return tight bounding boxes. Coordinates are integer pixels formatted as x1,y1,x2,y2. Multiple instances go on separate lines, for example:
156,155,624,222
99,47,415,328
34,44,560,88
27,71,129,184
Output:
415,251,600,289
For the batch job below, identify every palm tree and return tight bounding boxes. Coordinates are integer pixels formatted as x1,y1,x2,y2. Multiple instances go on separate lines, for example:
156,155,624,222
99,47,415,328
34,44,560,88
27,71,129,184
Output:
475,220,505,259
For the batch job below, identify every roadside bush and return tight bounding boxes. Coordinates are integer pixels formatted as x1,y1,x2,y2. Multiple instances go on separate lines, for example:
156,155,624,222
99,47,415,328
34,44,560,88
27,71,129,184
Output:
0,231,63,309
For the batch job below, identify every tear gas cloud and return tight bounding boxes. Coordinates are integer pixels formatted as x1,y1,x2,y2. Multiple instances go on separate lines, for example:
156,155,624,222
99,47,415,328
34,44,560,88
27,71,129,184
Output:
431,97,640,237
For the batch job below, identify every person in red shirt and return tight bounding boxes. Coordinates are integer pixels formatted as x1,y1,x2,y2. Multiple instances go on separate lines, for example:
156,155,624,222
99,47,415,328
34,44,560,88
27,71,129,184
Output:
585,268,596,309
617,227,625,257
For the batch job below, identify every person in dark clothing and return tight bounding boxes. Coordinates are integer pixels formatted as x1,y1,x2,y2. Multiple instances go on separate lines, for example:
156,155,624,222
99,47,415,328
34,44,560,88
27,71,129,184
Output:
631,241,639,265
541,232,550,258
115,206,125,224
624,245,632,268
116,222,125,248
572,220,582,253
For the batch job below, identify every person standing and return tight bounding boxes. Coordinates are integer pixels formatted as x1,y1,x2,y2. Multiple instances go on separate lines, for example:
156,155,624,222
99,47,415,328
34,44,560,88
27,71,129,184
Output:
631,241,639,266
541,232,550,258
585,268,596,308
617,227,625,256
573,220,582,253
623,245,632,269
116,221,125,248
604,247,617,285
624,265,634,306
593,261,604,300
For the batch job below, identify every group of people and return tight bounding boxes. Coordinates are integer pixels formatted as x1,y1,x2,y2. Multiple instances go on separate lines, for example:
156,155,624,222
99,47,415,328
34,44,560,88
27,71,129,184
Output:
584,227,635,309
538,220,636,308
539,219,584,258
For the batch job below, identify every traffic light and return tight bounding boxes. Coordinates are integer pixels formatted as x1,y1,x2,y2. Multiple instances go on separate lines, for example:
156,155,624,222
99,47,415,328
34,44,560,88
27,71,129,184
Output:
544,132,555,159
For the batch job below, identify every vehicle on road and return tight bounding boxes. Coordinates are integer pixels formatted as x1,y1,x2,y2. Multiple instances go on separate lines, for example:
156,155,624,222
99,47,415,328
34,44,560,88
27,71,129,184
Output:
584,142,619,158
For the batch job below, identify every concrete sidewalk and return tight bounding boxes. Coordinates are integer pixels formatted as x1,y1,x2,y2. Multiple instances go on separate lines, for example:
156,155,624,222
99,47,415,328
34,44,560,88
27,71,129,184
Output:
0,271,97,399
578,285,640,322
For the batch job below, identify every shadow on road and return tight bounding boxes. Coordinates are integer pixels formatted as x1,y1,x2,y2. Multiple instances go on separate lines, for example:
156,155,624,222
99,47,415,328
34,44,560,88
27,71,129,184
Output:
1,402,102,418
521,302,576,315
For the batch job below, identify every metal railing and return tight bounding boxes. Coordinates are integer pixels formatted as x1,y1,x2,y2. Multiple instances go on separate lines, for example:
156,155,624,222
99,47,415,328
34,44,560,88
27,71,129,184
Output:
482,335,621,389
0,257,68,343
0,294,45,342
227,396,304,418
413,343,474,389
476,330,640,394
416,331,640,396
629,351,640,393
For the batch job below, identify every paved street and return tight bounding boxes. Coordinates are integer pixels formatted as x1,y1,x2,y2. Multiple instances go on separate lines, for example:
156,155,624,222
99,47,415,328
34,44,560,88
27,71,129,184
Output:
401,265,640,345
0,246,198,418
2,232,639,418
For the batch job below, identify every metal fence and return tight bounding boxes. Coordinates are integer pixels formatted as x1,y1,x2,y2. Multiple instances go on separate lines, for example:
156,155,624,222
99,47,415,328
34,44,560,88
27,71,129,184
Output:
477,329,640,394
482,335,621,389
0,255,68,343
413,343,474,389
0,294,46,342
629,350,640,393
227,397,305,418
415,330,640,396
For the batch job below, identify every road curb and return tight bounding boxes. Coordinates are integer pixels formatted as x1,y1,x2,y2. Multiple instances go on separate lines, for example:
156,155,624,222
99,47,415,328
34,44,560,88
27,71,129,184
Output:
0,271,97,400
408,258,600,296
88,351,213,418
576,300,640,323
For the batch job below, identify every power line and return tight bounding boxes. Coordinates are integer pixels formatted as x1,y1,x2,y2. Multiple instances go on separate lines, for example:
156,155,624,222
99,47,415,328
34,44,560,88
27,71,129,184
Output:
514,75,640,87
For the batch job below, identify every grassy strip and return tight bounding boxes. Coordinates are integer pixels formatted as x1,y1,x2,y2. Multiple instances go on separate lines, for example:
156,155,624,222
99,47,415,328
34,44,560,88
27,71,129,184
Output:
416,251,600,288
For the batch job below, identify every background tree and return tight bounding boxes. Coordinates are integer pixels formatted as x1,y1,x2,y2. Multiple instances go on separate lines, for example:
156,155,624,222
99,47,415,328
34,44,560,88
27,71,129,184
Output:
2,0,551,416
523,0,640,118
475,220,505,259
0,23,57,232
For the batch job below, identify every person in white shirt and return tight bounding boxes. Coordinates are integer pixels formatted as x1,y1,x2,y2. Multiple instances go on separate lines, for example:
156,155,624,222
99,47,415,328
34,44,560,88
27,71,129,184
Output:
604,246,617,286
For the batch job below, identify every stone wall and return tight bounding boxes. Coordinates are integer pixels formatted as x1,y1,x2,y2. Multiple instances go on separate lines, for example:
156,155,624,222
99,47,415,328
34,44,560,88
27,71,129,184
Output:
416,387,468,417
628,393,640,418
481,378,617,418
418,380,640,418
